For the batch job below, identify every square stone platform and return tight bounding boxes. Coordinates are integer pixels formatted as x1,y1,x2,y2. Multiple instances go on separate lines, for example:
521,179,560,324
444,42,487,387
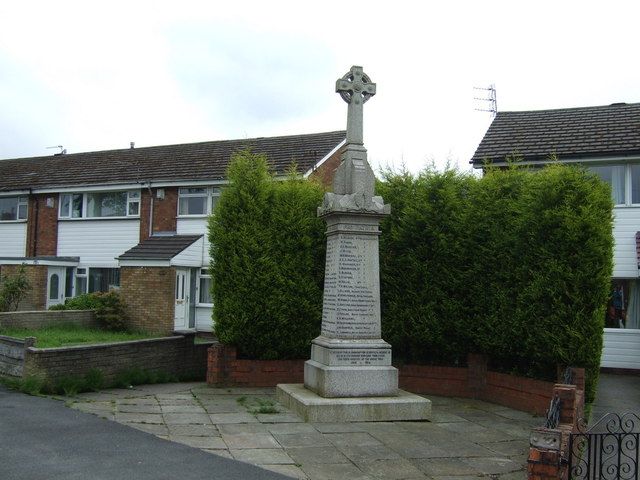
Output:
276,383,431,423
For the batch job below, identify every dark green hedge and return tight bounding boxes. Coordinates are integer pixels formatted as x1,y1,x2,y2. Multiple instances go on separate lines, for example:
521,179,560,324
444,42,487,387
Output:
210,158,612,402
209,150,326,359
379,164,613,402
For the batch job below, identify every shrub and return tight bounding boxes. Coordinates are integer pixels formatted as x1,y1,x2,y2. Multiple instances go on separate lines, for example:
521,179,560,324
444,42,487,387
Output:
0,266,31,311
50,291,128,331
209,150,326,359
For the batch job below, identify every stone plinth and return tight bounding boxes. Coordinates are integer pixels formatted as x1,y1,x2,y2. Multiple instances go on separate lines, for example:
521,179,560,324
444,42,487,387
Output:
303,210,398,398
277,383,431,423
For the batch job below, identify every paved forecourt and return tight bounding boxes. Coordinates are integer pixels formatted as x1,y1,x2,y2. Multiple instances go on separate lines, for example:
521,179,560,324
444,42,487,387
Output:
62,382,540,480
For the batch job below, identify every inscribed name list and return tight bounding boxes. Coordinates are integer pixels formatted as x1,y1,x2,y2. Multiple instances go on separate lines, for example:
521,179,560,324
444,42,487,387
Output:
321,231,380,339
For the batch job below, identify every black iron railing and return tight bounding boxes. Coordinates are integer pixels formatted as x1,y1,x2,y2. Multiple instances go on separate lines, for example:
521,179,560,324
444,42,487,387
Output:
568,412,640,480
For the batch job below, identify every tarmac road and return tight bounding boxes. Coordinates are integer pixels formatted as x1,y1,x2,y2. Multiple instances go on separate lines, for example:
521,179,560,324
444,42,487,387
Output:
0,385,289,480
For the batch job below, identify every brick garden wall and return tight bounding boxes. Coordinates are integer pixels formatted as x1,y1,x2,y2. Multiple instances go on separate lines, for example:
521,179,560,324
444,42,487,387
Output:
0,310,98,329
24,334,210,383
0,336,33,378
206,346,556,415
120,266,175,335
0,264,47,311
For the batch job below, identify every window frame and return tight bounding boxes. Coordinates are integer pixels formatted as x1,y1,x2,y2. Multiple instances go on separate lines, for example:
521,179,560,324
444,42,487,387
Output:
196,267,213,306
0,195,28,222
59,190,140,219
178,186,223,217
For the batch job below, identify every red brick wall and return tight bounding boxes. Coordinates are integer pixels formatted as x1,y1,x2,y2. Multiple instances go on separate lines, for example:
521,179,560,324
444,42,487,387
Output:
139,187,178,241
206,347,556,414
120,266,175,334
207,345,304,387
309,147,344,188
0,264,47,310
26,194,58,256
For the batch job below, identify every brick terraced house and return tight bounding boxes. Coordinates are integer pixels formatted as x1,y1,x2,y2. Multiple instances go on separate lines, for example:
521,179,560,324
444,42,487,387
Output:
471,102,640,371
0,131,346,334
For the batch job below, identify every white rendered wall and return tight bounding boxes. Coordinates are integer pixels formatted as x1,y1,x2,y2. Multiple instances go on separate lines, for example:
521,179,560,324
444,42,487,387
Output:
171,237,204,267
0,222,27,257
602,329,640,369
58,219,140,267
176,218,209,265
612,207,640,278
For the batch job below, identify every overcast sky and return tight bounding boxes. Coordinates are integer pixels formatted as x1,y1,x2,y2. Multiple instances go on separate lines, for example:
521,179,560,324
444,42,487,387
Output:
1,1,639,174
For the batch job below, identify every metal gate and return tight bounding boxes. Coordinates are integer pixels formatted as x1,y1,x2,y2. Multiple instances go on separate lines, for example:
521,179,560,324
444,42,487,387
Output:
568,412,640,479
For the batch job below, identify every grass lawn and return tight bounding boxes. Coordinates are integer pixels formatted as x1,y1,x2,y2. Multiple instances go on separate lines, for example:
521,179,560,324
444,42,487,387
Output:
0,324,155,348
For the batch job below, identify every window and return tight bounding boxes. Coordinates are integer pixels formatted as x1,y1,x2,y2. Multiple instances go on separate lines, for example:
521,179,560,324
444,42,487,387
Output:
0,196,28,221
59,191,140,218
606,280,640,330
589,165,625,205
88,268,120,293
631,165,640,204
198,268,213,304
75,268,87,296
179,188,207,215
178,187,223,216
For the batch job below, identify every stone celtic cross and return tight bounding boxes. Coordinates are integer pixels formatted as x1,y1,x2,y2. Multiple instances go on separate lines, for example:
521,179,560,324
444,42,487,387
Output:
336,66,376,145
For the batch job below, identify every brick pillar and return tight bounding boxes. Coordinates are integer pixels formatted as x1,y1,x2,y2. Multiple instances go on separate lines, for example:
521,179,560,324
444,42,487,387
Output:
467,353,488,398
207,344,237,385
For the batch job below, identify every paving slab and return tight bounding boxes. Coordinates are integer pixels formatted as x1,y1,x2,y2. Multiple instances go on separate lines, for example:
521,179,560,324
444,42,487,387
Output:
300,462,374,480
357,458,427,479
231,448,295,465
171,435,227,449
222,432,281,449
58,384,540,480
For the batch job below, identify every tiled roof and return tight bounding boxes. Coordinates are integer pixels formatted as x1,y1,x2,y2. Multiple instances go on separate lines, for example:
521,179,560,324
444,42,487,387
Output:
118,235,203,261
471,103,640,165
0,131,346,192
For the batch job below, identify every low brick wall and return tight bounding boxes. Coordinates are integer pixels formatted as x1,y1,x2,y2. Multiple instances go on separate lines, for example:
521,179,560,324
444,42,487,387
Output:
207,346,557,414
0,336,34,378
21,334,211,383
207,345,304,387
0,310,99,330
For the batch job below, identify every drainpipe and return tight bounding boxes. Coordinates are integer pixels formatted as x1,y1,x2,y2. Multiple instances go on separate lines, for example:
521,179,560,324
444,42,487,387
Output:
146,183,154,239
30,189,39,256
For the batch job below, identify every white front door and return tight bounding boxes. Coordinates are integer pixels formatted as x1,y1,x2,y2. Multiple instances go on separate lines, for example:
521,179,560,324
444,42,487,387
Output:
174,269,190,330
47,267,66,308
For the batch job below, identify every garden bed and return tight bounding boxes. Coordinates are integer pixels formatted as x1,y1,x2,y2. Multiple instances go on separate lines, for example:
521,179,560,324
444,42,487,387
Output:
0,324,154,348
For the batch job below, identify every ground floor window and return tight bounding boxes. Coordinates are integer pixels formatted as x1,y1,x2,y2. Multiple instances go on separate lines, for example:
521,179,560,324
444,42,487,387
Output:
607,279,640,329
87,268,120,293
197,268,213,305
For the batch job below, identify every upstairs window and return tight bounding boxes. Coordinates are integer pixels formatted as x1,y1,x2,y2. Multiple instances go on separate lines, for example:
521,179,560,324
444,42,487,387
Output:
589,165,625,205
59,191,140,218
0,196,28,221
179,188,207,215
178,187,223,216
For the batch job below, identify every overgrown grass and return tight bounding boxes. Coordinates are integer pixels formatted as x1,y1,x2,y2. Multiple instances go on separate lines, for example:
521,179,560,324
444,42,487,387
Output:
0,324,154,348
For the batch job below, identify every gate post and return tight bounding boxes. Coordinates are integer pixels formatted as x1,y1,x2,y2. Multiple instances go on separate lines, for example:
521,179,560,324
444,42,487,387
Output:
528,428,565,479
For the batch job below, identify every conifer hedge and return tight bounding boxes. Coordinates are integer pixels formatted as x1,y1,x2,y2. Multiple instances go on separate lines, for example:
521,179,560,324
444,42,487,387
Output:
209,150,326,359
379,164,613,402
210,157,612,402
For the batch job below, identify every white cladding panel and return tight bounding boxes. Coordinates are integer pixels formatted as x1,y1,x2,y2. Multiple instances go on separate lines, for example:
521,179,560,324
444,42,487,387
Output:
0,222,27,257
177,218,209,265
602,329,640,369
612,207,640,278
58,220,140,267
171,237,204,267
196,306,213,332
